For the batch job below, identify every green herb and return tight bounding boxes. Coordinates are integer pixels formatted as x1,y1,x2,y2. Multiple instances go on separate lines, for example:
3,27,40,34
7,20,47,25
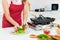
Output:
37,34,49,40
14,30,25,34
14,24,26,34
22,24,26,30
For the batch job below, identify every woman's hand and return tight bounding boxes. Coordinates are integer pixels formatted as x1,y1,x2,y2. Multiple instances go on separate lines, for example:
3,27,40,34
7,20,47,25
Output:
14,23,20,32
25,23,28,29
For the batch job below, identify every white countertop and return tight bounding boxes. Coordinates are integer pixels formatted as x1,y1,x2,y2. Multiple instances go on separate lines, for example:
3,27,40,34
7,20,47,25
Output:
0,26,58,40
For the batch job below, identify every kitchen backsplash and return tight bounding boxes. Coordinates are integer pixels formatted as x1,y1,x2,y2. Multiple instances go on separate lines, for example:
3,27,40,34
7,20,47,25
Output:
28,0,60,11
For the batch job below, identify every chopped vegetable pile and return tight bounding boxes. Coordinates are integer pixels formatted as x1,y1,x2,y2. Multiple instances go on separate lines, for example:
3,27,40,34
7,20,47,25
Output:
37,34,49,40
14,24,26,34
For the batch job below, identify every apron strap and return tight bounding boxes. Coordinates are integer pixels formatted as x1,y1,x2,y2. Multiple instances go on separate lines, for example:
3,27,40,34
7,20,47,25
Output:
11,0,13,4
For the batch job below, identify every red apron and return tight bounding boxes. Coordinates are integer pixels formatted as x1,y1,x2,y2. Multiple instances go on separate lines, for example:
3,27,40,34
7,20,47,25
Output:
2,1,24,28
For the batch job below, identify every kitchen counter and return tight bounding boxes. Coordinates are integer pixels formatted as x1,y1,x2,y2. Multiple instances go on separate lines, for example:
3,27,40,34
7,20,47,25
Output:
0,26,58,40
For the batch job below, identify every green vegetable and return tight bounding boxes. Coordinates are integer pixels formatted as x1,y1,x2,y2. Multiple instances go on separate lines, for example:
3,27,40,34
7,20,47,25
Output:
14,30,25,34
17,27,22,31
13,24,26,34
22,24,26,30
37,34,49,40
14,25,25,34
58,24,60,28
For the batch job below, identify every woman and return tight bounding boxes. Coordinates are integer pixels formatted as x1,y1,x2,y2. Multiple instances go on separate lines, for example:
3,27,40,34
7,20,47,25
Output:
2,0,29,31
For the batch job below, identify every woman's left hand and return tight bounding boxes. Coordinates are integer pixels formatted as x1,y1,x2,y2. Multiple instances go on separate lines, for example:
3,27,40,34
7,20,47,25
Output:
23,22,28,29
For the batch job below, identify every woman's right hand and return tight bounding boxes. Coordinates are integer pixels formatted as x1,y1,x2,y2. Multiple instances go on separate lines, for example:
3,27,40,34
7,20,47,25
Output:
14,23,20,32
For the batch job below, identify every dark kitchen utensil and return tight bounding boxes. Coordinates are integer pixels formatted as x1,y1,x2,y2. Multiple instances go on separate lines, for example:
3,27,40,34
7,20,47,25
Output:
30,15,55,25
35,9,39,12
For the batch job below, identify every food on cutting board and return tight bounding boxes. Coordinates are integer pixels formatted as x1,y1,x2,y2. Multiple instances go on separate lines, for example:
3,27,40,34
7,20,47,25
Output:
53,35,60,39
56,28,60,34
37,34,49,40
51,36,57,40
43,29,50,35
13,24,26,34
30,34,37,38
56,24,60,34
49,35,60,40
30,34,50,40
30,34,60,40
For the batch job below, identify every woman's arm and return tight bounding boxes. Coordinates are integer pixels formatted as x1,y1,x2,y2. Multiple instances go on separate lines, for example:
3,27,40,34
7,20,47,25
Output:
23,1,28,24
2,0,19,27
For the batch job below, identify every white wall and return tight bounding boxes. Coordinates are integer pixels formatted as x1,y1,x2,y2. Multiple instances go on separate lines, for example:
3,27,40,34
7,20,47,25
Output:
0,0,60,11
0,0,3,29
0,0,60,28
0,0,3,13
29,0,60,10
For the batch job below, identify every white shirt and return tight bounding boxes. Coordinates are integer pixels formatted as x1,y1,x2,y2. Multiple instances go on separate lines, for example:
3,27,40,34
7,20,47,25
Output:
12,0,22,5
7,0,22,5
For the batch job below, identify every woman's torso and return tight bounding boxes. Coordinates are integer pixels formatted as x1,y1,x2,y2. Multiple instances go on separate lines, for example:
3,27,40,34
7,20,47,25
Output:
2,0,24,28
